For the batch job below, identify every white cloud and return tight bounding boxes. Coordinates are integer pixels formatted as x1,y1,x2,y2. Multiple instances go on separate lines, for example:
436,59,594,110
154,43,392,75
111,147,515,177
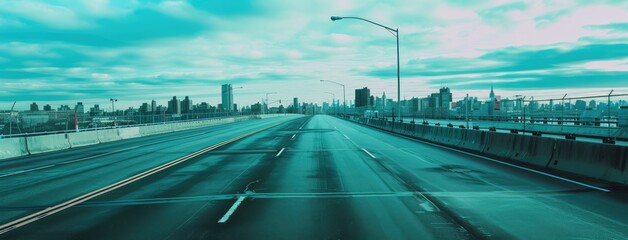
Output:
0,1,92,29
574,59,628,72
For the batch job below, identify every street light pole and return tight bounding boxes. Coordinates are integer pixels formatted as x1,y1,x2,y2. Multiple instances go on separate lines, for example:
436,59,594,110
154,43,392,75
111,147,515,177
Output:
330,16,400,120
608,89,613,138
320,80,346,116
9,101,16,136
110,98,117,127
265,92,277,114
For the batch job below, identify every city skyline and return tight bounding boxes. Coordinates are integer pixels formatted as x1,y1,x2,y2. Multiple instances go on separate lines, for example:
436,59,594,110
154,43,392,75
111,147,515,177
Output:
11,84,625,114
1,1,628,110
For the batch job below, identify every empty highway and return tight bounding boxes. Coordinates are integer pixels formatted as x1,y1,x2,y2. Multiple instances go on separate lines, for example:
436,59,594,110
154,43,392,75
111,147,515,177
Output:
0,115,626,239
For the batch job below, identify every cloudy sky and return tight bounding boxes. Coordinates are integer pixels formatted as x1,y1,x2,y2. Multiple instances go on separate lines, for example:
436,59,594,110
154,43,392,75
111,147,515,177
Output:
1,0,627,111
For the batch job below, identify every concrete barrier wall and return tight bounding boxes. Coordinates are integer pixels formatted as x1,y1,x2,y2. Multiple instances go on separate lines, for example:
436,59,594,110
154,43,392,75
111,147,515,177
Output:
68,131,100,148
549,141,627,184
352,118,628,185
458,130,486,152
0,115,301,160
509,135,556,168
0,138,29,159
118,127,141,139
98,129,122,143
26,134,71,154
139,125,172,136
482,131,516,158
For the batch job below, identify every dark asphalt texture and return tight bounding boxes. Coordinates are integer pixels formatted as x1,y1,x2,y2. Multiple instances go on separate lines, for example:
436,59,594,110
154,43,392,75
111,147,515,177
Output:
1,115,626,239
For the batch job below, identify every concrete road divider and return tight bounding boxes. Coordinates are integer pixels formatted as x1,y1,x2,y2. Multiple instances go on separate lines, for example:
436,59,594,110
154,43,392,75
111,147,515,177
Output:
118,127,141,139
413,125,429,139
98,129,122,143
509,135,556,168
549,140,627,184
482,132,516,158
67,131,100,148
26,134,71,154
458,129,486,152
0,138,29,160
139,125,171,136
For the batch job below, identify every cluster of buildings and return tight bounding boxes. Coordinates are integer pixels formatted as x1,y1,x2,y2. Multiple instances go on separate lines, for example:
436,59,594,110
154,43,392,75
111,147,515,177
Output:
343,85,626,123
1,84,322,134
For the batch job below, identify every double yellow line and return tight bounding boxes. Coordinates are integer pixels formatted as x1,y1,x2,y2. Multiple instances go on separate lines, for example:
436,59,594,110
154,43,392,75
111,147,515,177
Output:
0,122,283,235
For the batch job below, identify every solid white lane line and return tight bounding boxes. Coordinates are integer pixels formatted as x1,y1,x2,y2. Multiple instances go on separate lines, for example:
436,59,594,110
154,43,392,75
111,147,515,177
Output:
276,148,285,157
419,201,438,212
217,196,246,223
373,128,611,192
342,134,350,140
362,148,376,159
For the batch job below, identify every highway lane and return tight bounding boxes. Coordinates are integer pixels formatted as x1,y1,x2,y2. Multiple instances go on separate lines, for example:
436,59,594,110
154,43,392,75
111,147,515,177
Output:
1,115,627,239
0,116,302,224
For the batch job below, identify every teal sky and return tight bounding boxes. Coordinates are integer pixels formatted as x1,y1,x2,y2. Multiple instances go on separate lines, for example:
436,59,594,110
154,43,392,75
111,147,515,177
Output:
1,0,627,110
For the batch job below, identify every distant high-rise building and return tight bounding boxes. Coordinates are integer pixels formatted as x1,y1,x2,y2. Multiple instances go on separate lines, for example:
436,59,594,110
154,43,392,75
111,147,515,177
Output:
355,87,370,108
489,84,495,100
30,102,39,111
151,100,157,113
43,104,52,111
488,84,496,116
140,103,150,113
75,102,84,114
251,102,262,114
90,104,103,116
575,100,587,111
221,84,234,112
439,87,452,109
181,96,193,113
58,105,71,111
549,99,554,111
168,96,181,114
382,92,387,109
293,97,299,113
588,100,597,109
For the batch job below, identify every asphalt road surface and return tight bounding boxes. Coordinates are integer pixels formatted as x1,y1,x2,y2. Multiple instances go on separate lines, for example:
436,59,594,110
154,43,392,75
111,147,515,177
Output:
1,115,626,239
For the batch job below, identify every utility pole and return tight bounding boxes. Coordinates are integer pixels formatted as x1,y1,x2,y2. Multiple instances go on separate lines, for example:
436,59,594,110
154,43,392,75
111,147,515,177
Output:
9,101,16,136
608,89,614,139
465,94,469,129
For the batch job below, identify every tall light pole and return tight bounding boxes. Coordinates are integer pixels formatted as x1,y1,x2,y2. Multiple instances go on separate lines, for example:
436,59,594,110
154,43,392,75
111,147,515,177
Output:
330,16,401,120
9,101,16,136
320,80,346,116
110,98,117,126
324,92,336,114
265,92,277,114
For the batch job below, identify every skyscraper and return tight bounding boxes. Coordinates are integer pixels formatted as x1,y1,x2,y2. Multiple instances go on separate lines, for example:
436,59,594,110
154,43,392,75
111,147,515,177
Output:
355,87,370,108
293,97,299,111
221,84,233,112
75,102,84,114
439,87,452,109
30,102,39,111
168,96,181,114
181,96,193,113
151,100,157,113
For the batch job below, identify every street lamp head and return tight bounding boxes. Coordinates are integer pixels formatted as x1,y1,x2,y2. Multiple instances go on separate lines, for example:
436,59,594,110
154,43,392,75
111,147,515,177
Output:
330,16,343,21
